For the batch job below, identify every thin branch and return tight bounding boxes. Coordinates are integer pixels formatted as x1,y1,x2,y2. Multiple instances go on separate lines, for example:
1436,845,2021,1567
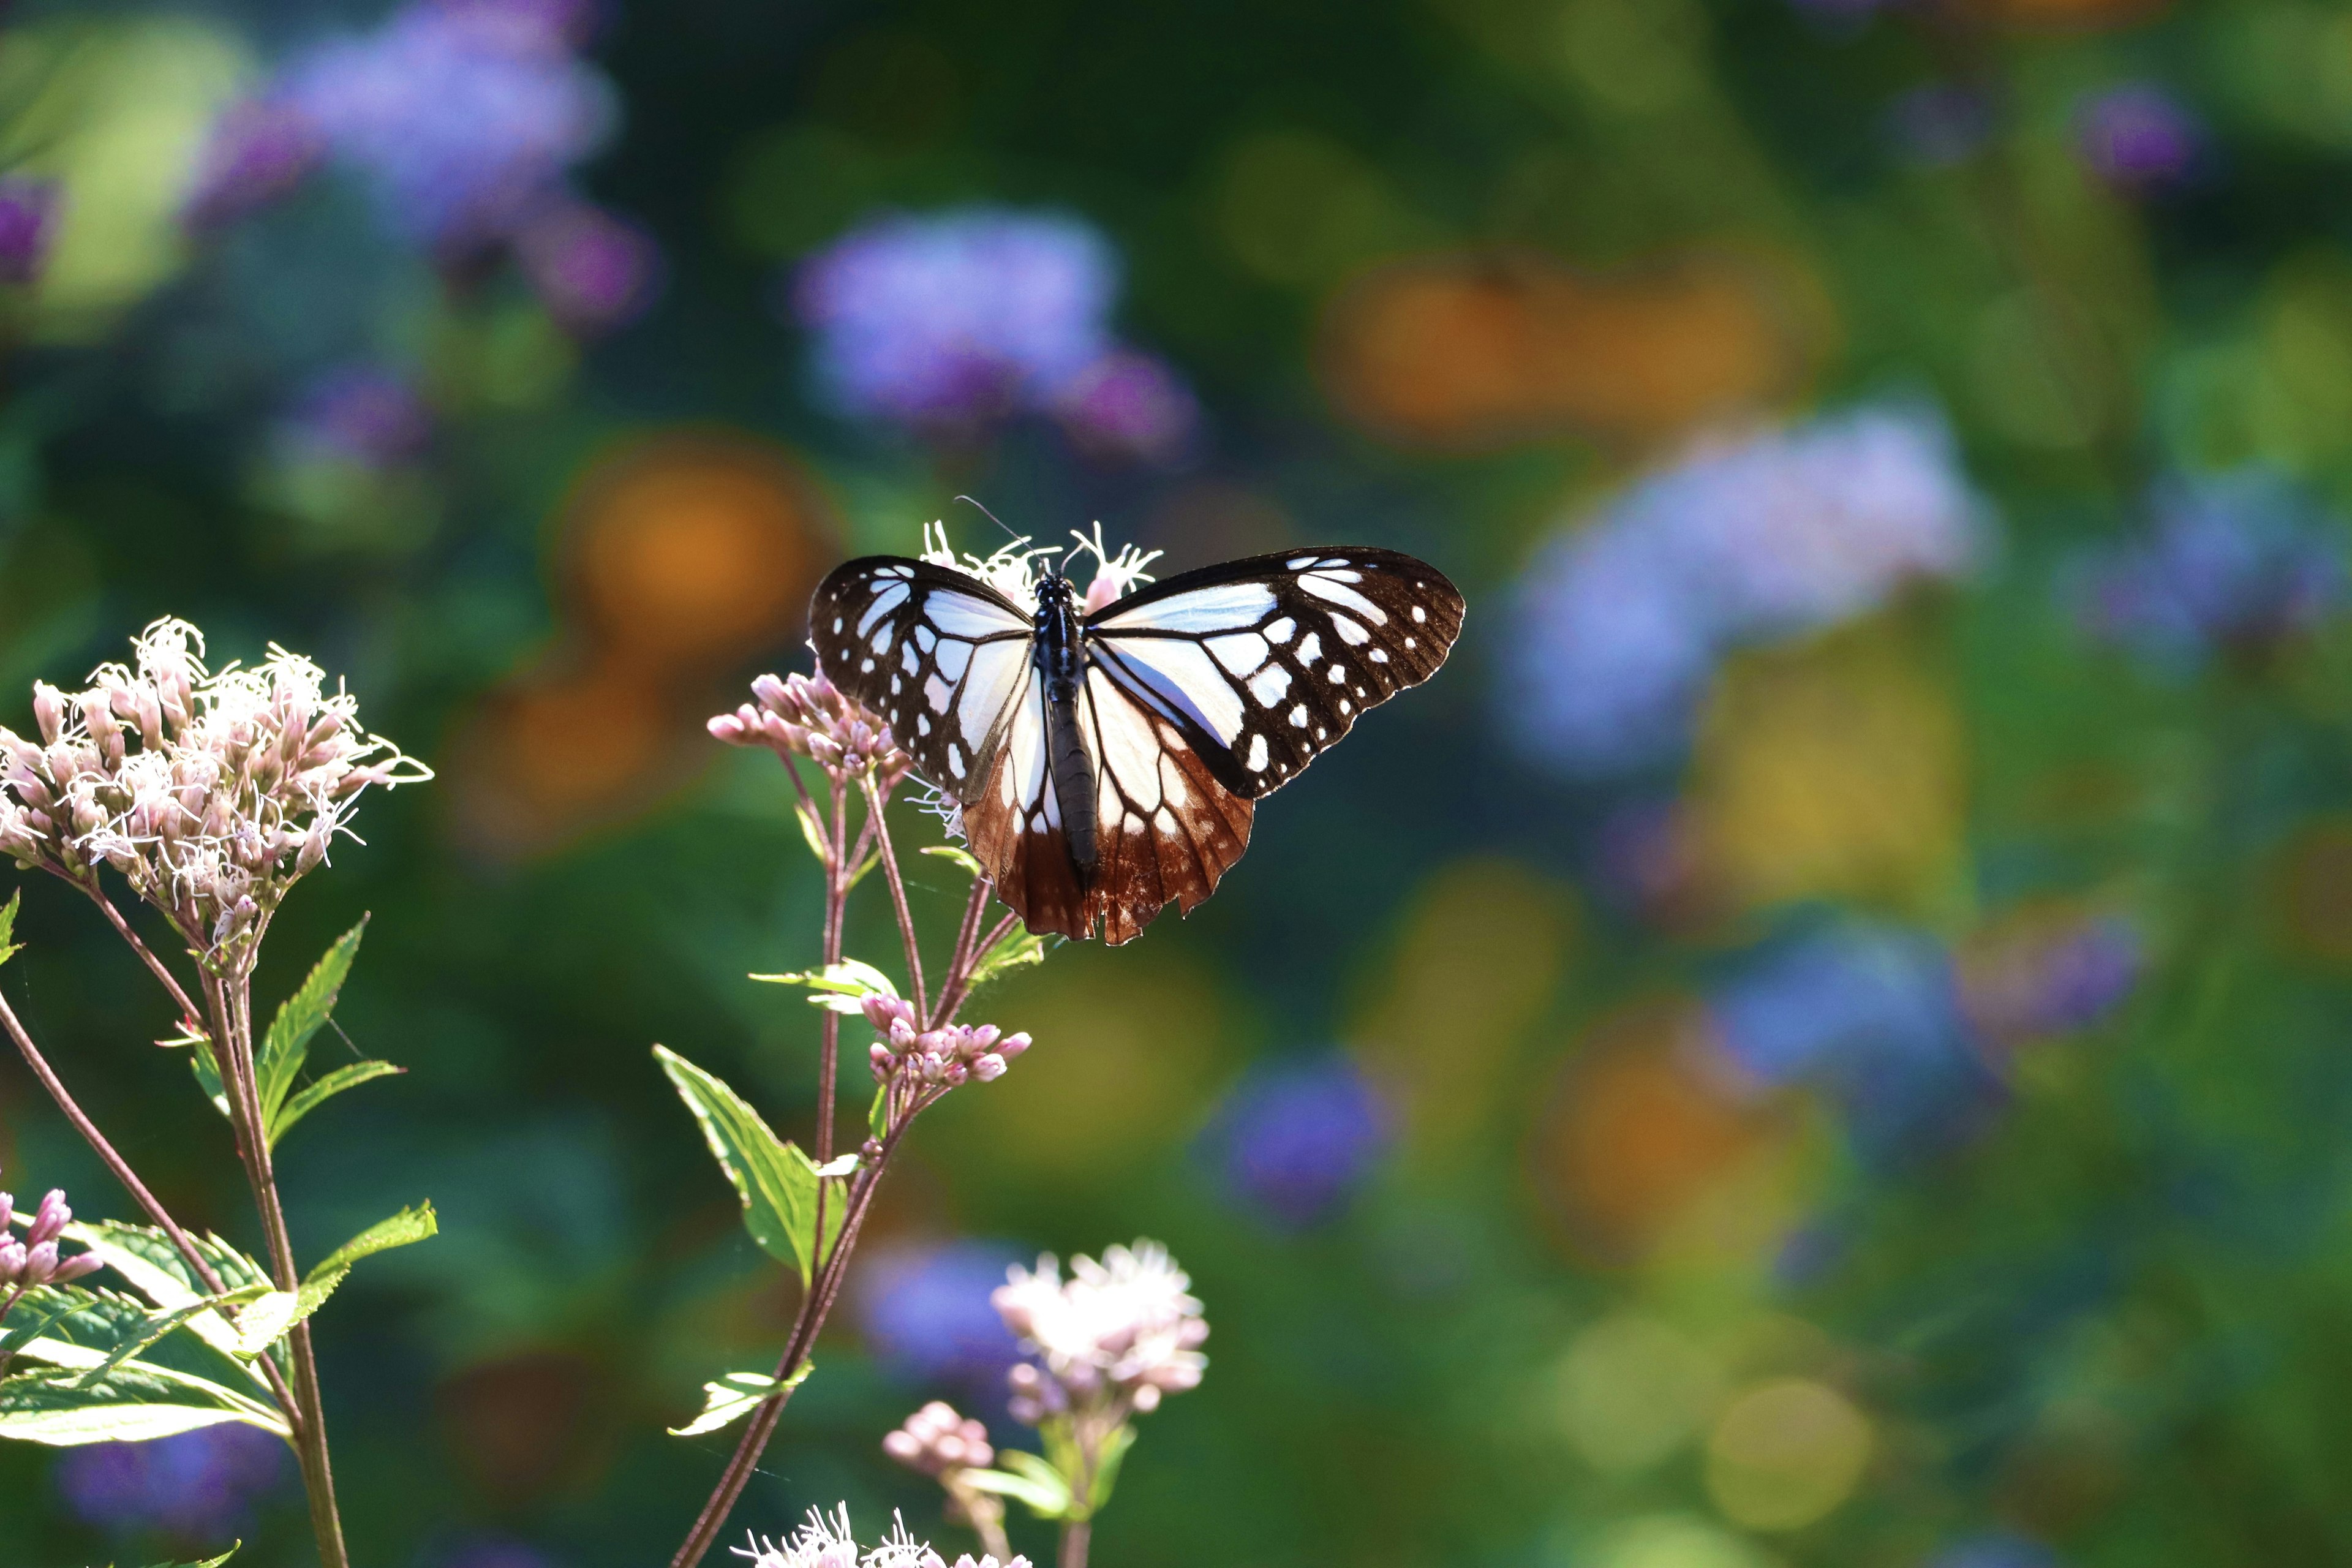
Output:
932,908,1022,1028
863,783,929,1024
930,877,993,1031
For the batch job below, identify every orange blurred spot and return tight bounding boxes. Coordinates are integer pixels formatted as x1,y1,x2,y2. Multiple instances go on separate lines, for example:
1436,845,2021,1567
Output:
447,429,837,860
1531,999,1788,1265
568,434,829,670
1318,249,1825,450
2275,818,2352,964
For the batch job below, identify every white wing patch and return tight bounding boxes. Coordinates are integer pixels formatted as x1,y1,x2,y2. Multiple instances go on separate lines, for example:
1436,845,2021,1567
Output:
1093,581,1277,633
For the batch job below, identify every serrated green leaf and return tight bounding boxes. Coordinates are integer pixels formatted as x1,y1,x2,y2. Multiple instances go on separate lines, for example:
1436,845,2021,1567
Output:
962,1450,1074,1518
0,1283,103,1361
0,1360,285,1446
231,1292,299,1358
255,919,366,1130
58,1224,274,1381
67,1286,271,1388
655,1046,842,1283
133,1545,238,1567
666,1361,812,1437
291,1203,437,1329
268,1060,403,1148
0,889,19,966
918,844,986,878
749,958,901,1014
968,924,1046,991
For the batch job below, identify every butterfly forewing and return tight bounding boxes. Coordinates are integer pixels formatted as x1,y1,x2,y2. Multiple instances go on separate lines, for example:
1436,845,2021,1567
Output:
809,557,1033,802
1084,547,1466,801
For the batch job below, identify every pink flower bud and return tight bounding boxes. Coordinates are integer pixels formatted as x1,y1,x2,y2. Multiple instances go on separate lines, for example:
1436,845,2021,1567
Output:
997,1032,1031,1060
971,1054,1006,1082
21,1240,58,1284
0,1238,23,1285
27,1189,68,1246
50,1250,99,1284
29,684,63,745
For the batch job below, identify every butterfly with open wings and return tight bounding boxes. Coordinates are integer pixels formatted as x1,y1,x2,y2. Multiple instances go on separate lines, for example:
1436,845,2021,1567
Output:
810,533,1464,944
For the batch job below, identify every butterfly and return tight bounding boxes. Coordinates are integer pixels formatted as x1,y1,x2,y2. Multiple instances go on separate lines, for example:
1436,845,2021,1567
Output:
810,537,1464,944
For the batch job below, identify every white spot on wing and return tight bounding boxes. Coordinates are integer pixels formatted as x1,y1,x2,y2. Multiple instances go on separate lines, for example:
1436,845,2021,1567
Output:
857,584,908,636
1299,573,1385,623
914,625,938,653
1370,648,1389,663
1327,665,1346,683
1096,581,1278,634
935,639,973,682
1295,631,1322,666
1246,734,1268,772
1331,614,1370,646
924,674,951,713
1208,631,1270,675
928,593,1028,639
1289,703,1308,727
1099,641,1247,744
1248,663,1291,704
1411,605,1428,624
1265,617,1296,643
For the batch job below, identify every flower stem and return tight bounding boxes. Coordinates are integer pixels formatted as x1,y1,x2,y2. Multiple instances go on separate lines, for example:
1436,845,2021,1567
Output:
206,972,350,1568
864,784,929,1023
1058,1520,1091,1568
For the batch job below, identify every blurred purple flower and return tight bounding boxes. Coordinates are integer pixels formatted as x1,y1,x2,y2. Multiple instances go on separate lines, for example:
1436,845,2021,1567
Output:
55,1423,289,1540
1929,1536,2064,1568
1504,405,1988,775
2075,83,2203,194
280,364,433,468
435,1535,568,1568
277,0,617,250
1887,83,1996,168
1708,923,1996,1159
0,178,60,286
2070,470,2346,669
1056,349,1199,464
856,1239,1026,1390
1961,916,2141,1044
513,200,662,329
794,208,1119,429
1200,1054,1392,1228
182,99,325,231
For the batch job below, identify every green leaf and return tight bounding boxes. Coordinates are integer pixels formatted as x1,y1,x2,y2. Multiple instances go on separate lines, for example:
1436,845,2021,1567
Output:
867,1082,891,1143
231,1293,300,1359
749,958,900,1014
290,1203,438,1330
1087,1421,1137,1511
666,1362,812,1438
268,1060,404,1148
655,1046,841,1283
0,1361,286,1446
58,1224,274,1381
255,918,367,1129
918,844,986,878
963,1450,1075,1518
170,1028,232,1123
842,846,884,892
0,888,19,966
0,1284,104,1362
134,1547,238,1567
67,1286,271,1388
792,799,831,867
967,923,1047,991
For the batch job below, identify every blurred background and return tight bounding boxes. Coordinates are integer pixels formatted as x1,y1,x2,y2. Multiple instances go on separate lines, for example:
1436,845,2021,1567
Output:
1,0,2349,1563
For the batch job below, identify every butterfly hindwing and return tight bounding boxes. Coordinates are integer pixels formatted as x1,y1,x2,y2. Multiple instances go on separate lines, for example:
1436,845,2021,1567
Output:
809,557,1034,802
1085,547,1466,801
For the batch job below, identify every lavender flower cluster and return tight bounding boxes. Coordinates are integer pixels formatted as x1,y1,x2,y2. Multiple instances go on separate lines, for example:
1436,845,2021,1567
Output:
881,1401,995,1477
992,1241,1208,1420
794,208,1198,462
0,619,429,967
0,1183,100,1294
186,0,656,330
710,670,914,790
1503,404,1989,775
861,995,1031,1088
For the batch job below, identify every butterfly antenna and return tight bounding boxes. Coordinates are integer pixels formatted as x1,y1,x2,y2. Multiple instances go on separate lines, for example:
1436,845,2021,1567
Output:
952,495,1020,545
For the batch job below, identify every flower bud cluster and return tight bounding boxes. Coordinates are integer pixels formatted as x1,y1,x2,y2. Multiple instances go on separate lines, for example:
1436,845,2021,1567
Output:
861,995,1030,1087
992,1240,1208,1423
0,619,428,965
1,1185,102,1292
881,1400,995,1478
735,1507,1028,1568
710,669,912,790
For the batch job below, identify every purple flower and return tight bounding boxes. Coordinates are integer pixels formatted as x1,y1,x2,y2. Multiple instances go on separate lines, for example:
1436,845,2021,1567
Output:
1504,405,1988,775
856,1240,1027,1391
181,100,325,231
1200,1054,1392,1228
2070,470,2346,668
277,0,617,249
0,178,59,286
279,364,433,468
1887,83,1997,168
2075,83,2204,194
794,208,1120,429
513,200,662,329
1708,923,1994,1159
54,1423,289,1541
1055,349,1199,464
1961,916,2141,1044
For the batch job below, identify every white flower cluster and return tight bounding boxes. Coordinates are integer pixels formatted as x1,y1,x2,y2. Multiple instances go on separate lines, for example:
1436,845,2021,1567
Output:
0,618,428,965
993,1240,1208,1420
734,1507,1028,1568
918,520,1159,611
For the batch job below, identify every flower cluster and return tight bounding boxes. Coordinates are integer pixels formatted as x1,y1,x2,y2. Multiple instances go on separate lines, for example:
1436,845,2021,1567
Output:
882,1400,996,1477
0,620,428,967
1,1185,101,1293
992,1241,1208,1420
1199,1054,1392,1229
2074,83,2204,195
55,1422,288,1540
1503,404,1988,775
861,995,1030,1087
710,671,913,790
793,207,1197,461
2069,470,2346,670
735,1507,1027,1568
919,521,1161,614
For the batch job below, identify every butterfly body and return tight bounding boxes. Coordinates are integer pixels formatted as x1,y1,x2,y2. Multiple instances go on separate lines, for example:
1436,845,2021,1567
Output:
811,543,1464,944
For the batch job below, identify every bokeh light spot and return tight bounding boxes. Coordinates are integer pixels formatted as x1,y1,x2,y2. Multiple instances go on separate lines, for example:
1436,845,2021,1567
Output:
1704,1376,1873,1531
1556,1313,1723,1474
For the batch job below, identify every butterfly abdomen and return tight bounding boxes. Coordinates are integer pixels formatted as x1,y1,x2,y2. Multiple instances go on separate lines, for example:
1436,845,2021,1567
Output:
1035,575,1100,884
